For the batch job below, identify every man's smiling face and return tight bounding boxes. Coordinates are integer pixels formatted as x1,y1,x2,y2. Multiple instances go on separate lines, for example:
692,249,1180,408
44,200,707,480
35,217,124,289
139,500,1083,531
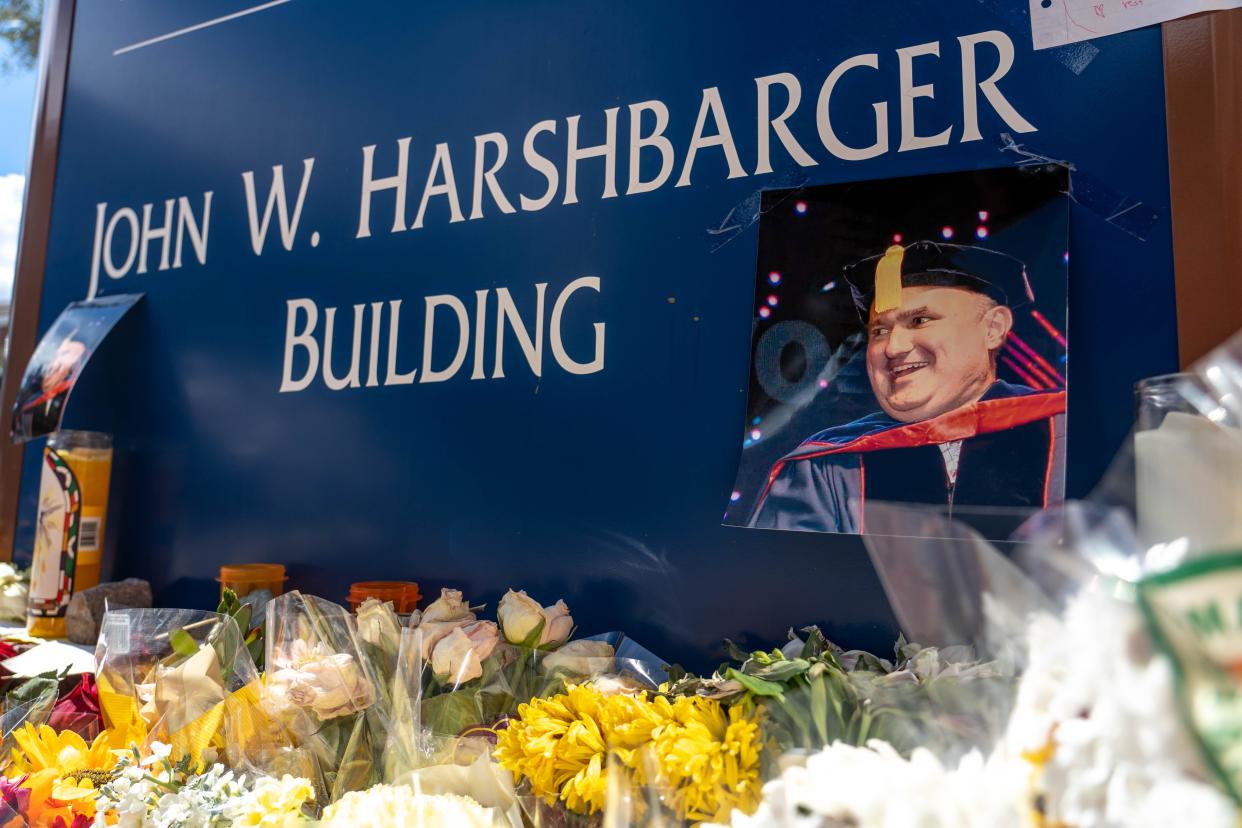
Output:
865,285,1012,423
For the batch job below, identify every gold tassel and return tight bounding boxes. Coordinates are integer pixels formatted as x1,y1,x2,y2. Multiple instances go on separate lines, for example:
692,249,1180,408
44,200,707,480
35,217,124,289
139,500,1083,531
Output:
872,244,906,314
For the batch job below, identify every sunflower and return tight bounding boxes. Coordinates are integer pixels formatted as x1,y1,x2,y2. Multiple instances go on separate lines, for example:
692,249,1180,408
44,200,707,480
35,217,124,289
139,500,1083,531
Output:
5,723,141,824
649,696,763,824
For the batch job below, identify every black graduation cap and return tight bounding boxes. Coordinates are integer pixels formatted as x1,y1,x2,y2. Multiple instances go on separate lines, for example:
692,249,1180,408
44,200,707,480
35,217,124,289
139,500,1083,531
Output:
843,240,1033,320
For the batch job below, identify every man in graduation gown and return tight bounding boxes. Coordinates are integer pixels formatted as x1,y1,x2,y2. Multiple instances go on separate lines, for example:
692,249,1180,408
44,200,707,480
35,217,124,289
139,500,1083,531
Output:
12,335,88,440
748,240,1066,534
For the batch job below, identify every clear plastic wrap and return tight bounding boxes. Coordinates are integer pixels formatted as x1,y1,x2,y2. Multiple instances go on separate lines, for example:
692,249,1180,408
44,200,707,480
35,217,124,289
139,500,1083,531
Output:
262,590,402,805
94,607,279,768
709,332,1242,828
391,588,666,776
0,673,59,758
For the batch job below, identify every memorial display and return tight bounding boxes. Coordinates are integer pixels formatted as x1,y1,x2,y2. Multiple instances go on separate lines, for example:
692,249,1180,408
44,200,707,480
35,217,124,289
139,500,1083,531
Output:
0,1,1230,826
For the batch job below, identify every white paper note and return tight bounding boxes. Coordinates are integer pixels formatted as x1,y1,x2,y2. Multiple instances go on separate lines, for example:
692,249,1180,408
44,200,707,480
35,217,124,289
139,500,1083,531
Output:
1,639,96,677
1030,0,1242,49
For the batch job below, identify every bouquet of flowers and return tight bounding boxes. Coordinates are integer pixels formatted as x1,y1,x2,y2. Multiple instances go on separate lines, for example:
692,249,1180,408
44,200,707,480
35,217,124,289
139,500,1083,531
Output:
664,625,1007,764
93,608,279,771
494,680,765,826
93,743,315,828
261,591,397,804
402,587,649,766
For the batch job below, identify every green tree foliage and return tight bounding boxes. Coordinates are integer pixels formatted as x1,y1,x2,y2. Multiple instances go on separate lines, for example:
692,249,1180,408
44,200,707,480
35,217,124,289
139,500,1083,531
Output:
0,0,42,75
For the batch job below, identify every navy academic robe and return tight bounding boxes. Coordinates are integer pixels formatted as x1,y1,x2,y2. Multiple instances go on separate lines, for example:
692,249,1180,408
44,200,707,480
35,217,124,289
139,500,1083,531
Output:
748,381,1067,535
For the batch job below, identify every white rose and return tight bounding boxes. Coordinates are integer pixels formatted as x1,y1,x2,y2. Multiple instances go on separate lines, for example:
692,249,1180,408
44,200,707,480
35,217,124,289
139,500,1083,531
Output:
432,621,500,684
542,639,614,676
356,598,403,656
497,590,544,644
498,590,574,646
422,588,474,623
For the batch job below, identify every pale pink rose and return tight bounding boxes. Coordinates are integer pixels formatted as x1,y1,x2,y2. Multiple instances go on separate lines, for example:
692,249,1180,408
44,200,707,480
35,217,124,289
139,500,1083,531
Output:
270,651,376,719
431,620,500,683
414,588,478,660
539,600,574,646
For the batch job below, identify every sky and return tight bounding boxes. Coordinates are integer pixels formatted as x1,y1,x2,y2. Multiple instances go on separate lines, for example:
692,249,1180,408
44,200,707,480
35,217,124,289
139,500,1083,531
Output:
0,69,37,303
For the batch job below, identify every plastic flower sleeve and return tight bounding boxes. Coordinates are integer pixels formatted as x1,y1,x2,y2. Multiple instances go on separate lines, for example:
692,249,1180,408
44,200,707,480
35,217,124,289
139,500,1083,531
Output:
94,607,276,765
263,590,396,803
843,503,1049,760
496,682,764,826
0,673,58,759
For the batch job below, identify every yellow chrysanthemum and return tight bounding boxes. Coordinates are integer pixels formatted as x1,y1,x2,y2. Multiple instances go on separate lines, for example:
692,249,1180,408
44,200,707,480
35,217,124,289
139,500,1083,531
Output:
495,684,763,824
495,684,613,814
650,696,763,824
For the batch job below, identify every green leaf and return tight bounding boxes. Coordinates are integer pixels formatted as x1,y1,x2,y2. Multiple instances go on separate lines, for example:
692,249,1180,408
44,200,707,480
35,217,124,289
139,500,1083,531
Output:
723,639,749,663
726,667,785,701
422,687,487,737
809,674,829,746
800,626,830,659
331,715,376,801
246,634,265,671
755,658,811,683
6,675,58,708
232,602,253,634
169,628,200,658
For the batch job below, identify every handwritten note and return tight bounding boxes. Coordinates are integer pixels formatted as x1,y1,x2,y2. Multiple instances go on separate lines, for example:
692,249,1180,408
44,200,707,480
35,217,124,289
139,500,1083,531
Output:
1031,0,1242,49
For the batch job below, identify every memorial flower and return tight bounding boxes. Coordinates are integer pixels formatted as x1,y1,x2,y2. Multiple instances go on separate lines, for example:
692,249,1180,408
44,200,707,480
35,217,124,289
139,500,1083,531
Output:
6,724,118,780
653,696,763,824
494,683,763,823
93,744,315,828
495,683,628,814
318,784,501,828
1009,588,1238,828
223,774,315,827
354,598,403,659
497,590,573,647
47,674,104,738
4,723,126,824
266,641,375,720
0,775,29,824
430,620,500,684
714,740,1023,828
413,588,478,659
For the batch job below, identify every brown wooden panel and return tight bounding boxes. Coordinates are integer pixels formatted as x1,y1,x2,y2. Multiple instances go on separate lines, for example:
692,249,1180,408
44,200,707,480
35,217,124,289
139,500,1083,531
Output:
1164,10,1242,366
0,0,77,561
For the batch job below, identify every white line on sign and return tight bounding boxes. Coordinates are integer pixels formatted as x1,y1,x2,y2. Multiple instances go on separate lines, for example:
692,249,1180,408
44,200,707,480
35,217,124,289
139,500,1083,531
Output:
113,0,292,56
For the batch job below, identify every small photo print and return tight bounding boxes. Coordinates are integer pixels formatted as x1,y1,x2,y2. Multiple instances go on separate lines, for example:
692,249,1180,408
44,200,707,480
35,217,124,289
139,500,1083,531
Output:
723,166,1069,541
11,294,142,443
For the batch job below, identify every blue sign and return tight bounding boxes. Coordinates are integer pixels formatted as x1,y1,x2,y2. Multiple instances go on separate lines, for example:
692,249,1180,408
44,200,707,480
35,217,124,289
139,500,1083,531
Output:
15,1,1178,666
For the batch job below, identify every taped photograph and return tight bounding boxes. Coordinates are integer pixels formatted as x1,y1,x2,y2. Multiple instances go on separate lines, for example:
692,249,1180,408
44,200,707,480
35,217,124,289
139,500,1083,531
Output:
723,166,1069,540
11,294,143,443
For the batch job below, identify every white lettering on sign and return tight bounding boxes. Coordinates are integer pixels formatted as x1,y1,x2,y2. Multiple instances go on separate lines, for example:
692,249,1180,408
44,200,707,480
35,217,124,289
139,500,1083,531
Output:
280,277,605,393
350,30,1035,238
80,27,1037,395
87,192,213,299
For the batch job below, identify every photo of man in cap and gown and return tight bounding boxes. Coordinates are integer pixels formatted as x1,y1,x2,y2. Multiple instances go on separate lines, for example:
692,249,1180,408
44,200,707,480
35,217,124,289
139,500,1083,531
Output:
748,240,1066,534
